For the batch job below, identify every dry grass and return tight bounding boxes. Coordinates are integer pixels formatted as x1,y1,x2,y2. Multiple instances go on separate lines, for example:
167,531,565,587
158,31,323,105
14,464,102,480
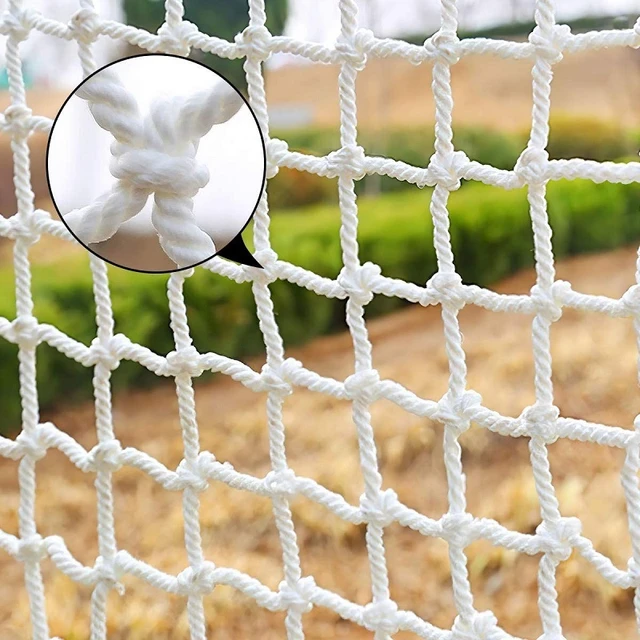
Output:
0,248,638,639
267,45,640,131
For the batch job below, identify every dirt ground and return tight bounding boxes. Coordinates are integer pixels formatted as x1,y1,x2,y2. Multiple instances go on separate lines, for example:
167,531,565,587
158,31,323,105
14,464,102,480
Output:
0,247,639,639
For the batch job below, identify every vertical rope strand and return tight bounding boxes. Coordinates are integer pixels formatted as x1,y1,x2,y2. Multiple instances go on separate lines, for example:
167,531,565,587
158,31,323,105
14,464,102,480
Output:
620,246,640,633
335,3,395,639
71,3,123,636
6,0,48,636
168,270,208,640
427,0,477,628
244,1,306,638
525,1,565,638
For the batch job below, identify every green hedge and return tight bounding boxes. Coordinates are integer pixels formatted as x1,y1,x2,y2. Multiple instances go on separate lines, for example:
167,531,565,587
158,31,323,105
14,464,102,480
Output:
1,177,640,433
270,120,639,209
268,126,527,209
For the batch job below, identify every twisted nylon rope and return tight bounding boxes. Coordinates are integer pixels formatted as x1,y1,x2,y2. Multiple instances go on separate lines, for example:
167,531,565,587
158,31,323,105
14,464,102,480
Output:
1,0,640,639
63,66,244,267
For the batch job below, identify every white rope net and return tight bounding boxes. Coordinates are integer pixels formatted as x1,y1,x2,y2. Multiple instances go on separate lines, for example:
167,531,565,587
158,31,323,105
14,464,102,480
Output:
1,0,640,638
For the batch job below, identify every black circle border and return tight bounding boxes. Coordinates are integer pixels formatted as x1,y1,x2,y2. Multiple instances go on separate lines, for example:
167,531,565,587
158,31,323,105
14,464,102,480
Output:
45,52,268,275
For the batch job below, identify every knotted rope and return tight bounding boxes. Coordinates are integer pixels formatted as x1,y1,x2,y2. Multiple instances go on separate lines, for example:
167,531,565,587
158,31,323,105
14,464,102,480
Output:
63,67,244,267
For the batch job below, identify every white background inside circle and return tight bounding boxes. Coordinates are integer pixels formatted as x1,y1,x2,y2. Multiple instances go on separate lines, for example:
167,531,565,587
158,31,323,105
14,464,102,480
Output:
48,56,265,250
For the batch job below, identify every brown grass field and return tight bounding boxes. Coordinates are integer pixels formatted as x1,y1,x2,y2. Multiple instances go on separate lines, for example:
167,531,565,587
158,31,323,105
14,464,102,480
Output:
0,247,639,639
267,45,640,131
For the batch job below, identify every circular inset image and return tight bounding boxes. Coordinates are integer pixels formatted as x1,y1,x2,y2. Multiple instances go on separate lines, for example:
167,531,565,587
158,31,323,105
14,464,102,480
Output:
47,54,266,273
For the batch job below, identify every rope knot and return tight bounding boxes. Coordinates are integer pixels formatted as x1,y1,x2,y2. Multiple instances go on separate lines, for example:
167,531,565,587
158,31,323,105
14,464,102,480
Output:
94,555,125,594
281,357,303,381
16,534,47,563
88,440,123,473
515,147,550,184
263,468,297,498
111,147,209,197
176,454,214,493
29,208,54,234
3,103,32,137
426,271,465,309
436,390,482,436
234,25,272,60
528,24,571,64
628,558,640,586
278,576,316,613
0,9,32,40
536,517,581,562
520,402,560,443
10,315,40,348
361,599,400,635
176,561,216,596
326,144,367,180
338,262,381,305
354,28,375,55
89,336,123,371
344,369,381,403
67,58,243,268
260,362,293,397
69,8,100,43
425,29,461,64
550,279,571,304
441,512,474,548
252,248,278,268
620,284,640,316
247,248,278,284
5,211,49,244
452,611,499,640
426,151,468,190
530,283,563,323
156,20,198,56
266,138,289,178
335,34,367,70
359,489,399,527
16,425,49,461
166,346,205,377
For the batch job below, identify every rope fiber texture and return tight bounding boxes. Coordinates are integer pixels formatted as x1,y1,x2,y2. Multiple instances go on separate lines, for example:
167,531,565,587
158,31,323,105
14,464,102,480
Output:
62,65,244,267
1,0,640,639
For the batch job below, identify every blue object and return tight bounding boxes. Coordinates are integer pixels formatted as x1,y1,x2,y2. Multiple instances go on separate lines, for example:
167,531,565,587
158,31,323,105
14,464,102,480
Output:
0,63,34,89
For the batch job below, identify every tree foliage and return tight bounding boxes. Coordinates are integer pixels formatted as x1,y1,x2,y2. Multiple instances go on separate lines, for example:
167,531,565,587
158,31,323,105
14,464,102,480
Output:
123,0,288,90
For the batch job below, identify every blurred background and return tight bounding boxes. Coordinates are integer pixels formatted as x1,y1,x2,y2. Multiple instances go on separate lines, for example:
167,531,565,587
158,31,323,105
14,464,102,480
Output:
1,1,640,638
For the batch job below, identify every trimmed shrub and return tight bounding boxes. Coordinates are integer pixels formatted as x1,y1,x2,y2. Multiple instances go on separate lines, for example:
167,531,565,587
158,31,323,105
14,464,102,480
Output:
546,114,638,162
268,167,337,210
1,177,639,433
270,126,523,207
270,120,636,209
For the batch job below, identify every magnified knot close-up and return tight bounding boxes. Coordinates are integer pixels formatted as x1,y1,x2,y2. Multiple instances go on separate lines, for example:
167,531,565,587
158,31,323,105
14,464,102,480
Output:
47,55,266,273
